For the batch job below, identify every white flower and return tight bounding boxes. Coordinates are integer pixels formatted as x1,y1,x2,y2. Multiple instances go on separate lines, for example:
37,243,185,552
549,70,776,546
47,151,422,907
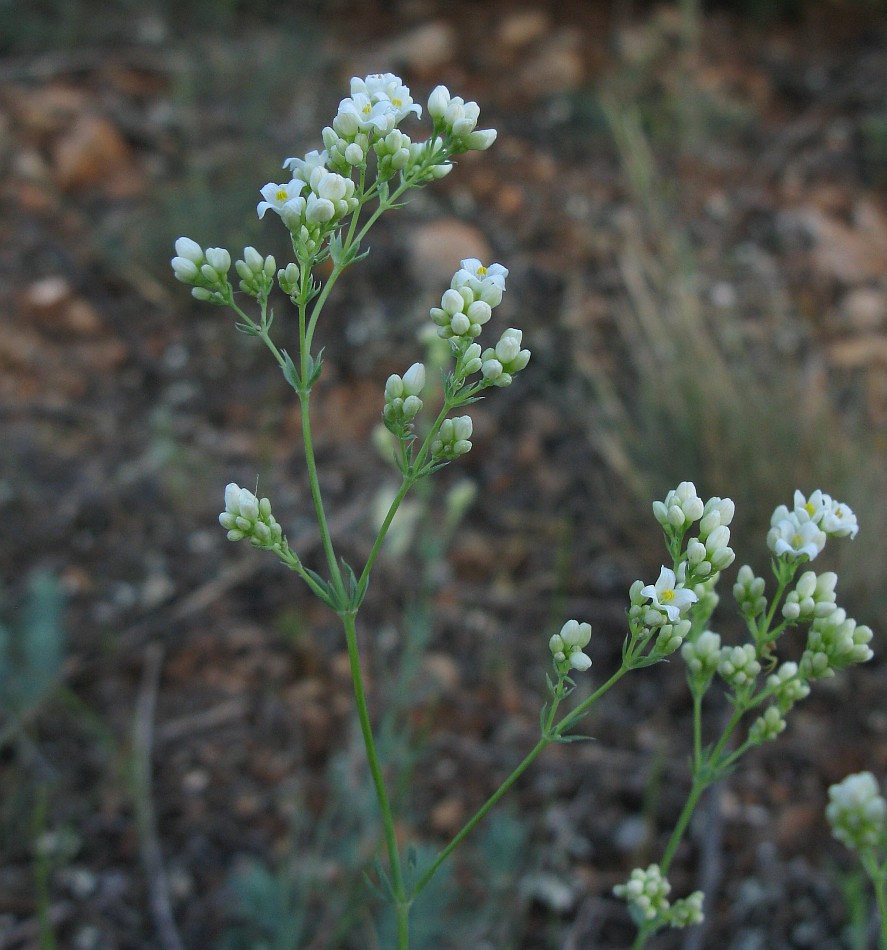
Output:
351,73,422,122
454,258,509,292
822,497,859,538
257,180,306,220
792,489,831,524
641,567,698,622
282,149,329,183
767,513,826,561
333,93,397,137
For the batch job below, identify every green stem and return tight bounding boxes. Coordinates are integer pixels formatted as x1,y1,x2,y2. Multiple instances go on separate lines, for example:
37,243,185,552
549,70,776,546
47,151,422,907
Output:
414,662,631,899
358,477,412,596
299,388,344,599
863,854,887,950
413,735,549,897
341,613,407,914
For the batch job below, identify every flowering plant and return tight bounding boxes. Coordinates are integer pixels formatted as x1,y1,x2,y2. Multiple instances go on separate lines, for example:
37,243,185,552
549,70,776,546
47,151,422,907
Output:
173,73,874,948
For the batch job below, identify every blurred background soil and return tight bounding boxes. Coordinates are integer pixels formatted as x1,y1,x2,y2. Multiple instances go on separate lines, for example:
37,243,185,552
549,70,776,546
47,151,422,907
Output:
2,0,887,947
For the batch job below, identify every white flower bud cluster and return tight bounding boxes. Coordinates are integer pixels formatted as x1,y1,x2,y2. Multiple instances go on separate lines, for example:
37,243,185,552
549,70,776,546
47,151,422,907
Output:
427,85,497,153
681,630,722,683
613,864,671,922
235,246,276,298
373,128,414,180
480,328,531,387
430,259,509,341
613,865,705,929
669,892,705,928
170,237,232,302
827,772,887,852
782,570,838,622
683,496,735,580
766,661,810,711
733,564,767,618
383,362,425,431
748,705,787,744
717,643,761,690
219,483,283,550
800,608,874,679
549,620,592,674
277,262,299,297
430,416,473,460
652,481,705,531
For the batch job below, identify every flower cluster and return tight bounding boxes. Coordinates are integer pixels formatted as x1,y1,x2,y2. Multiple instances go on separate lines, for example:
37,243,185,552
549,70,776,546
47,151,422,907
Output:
219,483,283,551
235,246,277,299
626,566,697,656
257,166,359,257
800,608,874,679
681,629,722,685
733,564,767,619
383,362,425,432
652,481,705,531
613,864,704,929
767,489,858,562
427,84,497,153
171,238,232,303
549,620,592,675
683,496,735,582
430,259,509,341
481,328,531,387
827,772,887,852
430,416,473,460
781,570,838,622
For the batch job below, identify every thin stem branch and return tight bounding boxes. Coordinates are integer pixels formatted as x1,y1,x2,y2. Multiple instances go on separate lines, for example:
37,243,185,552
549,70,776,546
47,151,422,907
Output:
340,613,407,914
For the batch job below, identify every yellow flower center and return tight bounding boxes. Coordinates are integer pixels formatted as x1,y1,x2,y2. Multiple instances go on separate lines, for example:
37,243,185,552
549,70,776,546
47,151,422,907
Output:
804,502,816,516
362,103,372,115
476,265,487,276
276,189,288,202
661,589,675,602
392,97,402,108
835,506,845,519
792,534,803,547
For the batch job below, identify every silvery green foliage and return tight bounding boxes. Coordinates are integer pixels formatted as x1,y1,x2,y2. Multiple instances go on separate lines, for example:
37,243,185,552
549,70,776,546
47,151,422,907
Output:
0,571,65,744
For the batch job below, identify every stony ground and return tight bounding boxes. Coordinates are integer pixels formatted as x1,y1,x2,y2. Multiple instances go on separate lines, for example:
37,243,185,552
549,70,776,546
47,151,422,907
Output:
2,1,887,948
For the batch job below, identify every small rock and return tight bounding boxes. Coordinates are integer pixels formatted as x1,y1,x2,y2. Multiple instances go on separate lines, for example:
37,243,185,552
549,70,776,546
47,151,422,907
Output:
367,21,456,78
429,796,465,835
407,218,494,289
420,652,461,693
53,113,132,192
828,334,887,368
496,10,551,49
841,286,887,330
518,29,585,97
